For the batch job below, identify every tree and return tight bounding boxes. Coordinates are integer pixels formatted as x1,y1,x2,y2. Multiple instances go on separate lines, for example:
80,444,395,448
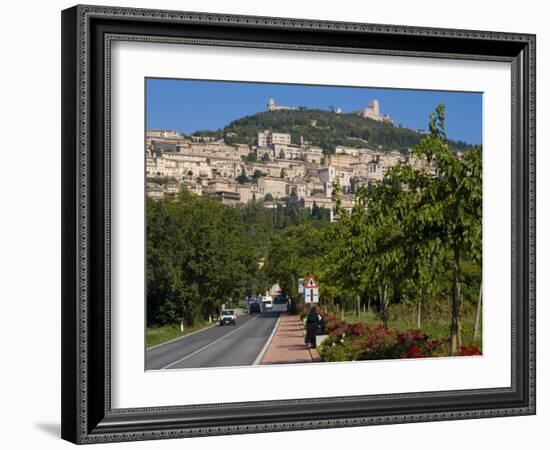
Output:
146,189,260,327
236,174,250,184
326,177,403,326
245,152,258,162
252,170,265,180
387,104,482,353
324,105,481,348
264,222,333,301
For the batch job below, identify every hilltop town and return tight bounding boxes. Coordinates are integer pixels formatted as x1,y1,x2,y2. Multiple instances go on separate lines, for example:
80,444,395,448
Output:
146,98,441,216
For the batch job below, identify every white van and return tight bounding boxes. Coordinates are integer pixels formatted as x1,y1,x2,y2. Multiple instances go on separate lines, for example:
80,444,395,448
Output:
261,296,273,311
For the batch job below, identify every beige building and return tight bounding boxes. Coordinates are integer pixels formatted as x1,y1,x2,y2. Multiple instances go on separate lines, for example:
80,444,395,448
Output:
286,179,307,199
327,153,358,168
208,190,241,206
335,146,362,157
281,163,306,180
250,163,283,178
182,181,203,196
258,177,288,199
147,129,181,138
303,195,334,210
205,180,241,206
273,143,302,160
236,184,265,203
302,146,324,164
257,130,292,147
146,183,165,199
366,161,385,182
256,146,276,161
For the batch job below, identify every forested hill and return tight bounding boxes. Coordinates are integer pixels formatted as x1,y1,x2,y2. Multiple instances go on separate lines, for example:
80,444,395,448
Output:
193,109,476,154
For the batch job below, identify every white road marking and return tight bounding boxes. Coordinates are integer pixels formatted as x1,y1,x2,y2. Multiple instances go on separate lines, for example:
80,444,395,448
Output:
253,314,282,365
161,315,260,369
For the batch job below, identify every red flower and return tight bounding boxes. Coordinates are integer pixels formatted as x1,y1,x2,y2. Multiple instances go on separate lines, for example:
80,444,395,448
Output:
406,345,425,358
458,345,482,356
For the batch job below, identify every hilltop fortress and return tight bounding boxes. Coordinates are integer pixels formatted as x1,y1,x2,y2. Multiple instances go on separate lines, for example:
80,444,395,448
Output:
266,98,298,112
353,99,393,123
266,97,392,123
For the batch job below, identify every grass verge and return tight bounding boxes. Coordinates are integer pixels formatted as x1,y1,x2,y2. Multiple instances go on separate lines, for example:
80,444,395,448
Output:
147,321,213,348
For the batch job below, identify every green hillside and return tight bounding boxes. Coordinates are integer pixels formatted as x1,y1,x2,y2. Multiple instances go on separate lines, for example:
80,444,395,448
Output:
193,109,475,154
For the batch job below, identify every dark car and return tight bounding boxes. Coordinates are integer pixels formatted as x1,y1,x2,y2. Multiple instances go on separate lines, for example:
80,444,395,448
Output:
249,302,261,313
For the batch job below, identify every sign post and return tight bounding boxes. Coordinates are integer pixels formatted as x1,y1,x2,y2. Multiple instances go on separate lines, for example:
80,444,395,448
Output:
303,274,319,304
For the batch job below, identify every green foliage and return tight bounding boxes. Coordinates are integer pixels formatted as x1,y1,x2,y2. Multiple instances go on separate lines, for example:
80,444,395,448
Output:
147,192,335,327
236,174,250,184
147,175,178,185
244,152,258,163
147,190,260,326
264,221,334,299
220,109,475,153
322,104,482,349
252,169,265,180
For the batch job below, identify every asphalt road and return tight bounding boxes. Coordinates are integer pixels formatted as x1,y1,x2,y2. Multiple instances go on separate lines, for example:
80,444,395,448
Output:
146,312,281,370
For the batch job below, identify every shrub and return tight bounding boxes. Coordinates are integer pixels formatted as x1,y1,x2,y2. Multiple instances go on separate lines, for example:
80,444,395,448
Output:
458,344,482,356
318,312,450,361
316,308,478,362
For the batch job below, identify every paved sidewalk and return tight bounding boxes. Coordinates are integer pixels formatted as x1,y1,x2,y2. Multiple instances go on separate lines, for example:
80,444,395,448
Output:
261,314,321,364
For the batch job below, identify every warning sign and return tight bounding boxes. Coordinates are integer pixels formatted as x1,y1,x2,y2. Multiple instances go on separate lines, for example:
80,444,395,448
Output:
304,275,319,303
305,275,318,289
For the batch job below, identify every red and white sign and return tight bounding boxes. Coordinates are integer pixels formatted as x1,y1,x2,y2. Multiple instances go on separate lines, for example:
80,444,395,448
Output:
305,274,318,289
304,275,319,303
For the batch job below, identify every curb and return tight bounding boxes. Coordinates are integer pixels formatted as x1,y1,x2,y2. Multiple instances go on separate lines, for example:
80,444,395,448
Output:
254,314,283,365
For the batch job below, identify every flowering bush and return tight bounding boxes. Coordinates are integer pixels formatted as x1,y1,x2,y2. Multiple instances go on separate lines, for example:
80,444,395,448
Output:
312,308,480,362
458,344,482,356
319,313,463,361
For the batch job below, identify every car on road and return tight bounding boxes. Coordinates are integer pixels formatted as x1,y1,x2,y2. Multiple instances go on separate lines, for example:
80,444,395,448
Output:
248,301,261,313
219,309,237,326
262,299,273,312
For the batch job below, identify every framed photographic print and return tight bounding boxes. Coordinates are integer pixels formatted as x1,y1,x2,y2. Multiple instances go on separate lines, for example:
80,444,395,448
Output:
61,4,536,444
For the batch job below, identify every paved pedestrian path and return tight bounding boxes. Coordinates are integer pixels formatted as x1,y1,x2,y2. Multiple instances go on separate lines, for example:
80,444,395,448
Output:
261,314,321,364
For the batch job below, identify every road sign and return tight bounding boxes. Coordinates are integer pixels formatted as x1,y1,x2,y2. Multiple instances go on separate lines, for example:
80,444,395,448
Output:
304,275,319,303
305,274,318,289
297,278,305,295
304,287,319,303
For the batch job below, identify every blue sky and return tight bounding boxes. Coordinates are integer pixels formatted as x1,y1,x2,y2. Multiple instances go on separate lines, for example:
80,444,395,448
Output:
146,78,482,145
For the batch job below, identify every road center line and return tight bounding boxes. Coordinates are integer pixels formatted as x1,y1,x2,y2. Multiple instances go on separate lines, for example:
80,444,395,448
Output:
161,315,260,370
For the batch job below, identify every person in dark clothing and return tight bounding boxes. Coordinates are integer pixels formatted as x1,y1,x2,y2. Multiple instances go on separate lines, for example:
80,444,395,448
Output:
305,306,322,348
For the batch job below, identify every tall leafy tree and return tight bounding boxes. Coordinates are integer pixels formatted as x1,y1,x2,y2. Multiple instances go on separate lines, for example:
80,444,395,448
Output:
387,105,482,353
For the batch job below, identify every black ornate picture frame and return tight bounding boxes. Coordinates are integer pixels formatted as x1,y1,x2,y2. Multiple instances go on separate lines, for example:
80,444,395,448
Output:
61,4,536,444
